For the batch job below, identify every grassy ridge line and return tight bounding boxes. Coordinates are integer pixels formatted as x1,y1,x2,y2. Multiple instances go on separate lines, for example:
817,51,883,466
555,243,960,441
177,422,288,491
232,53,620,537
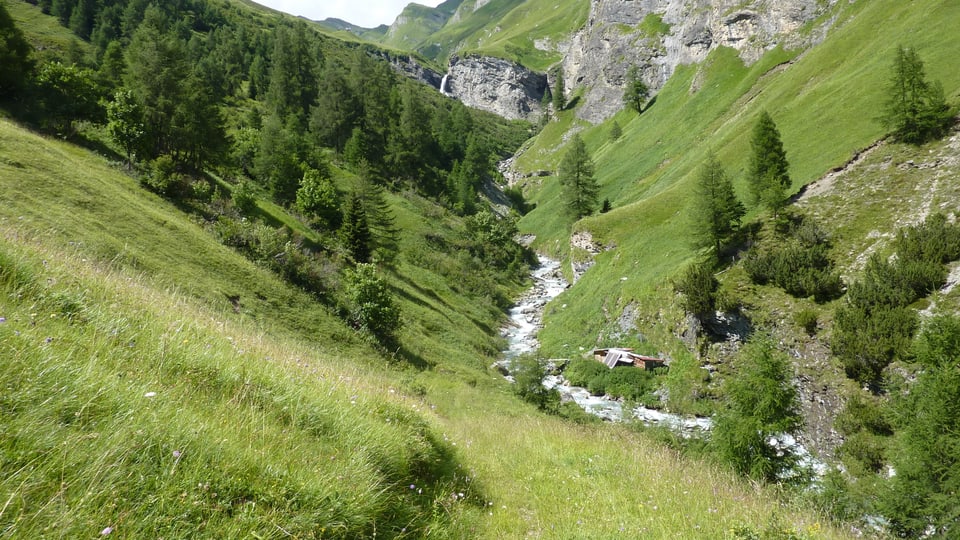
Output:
0,233,468,537
518,0,960,358
412,0,588,70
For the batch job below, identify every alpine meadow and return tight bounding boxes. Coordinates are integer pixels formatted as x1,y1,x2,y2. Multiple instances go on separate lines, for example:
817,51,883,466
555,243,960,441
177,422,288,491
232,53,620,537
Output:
1,0,960,538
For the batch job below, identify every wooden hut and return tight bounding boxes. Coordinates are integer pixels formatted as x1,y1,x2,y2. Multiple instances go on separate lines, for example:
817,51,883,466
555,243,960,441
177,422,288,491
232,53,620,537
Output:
592,348,665,371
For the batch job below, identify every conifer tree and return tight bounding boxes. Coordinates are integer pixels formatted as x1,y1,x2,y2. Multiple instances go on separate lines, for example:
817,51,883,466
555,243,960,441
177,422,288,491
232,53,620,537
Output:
0,2,33,98
355,163,399,264
693,152,745,253
552,67,566,111
623,66,649,113
880,45,953,144
558,134,598,219
609,121,622,142
713,335,802,483
342,192,372,264
124,5,188,159
747,111,791,215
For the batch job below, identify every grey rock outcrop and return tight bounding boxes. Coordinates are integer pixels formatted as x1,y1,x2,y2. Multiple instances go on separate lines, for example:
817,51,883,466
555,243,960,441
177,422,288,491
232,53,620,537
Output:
372,50,444,90
561,0,840,123
444,55,548,121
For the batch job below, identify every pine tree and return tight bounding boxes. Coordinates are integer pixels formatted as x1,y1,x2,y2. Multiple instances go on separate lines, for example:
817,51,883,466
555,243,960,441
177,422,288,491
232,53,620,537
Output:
342,193,372,264
693,152,745,253
558,134,598,219
747,111,791,215
713,335,803,483
0,2,34,97
552,67,566,111
881,45,954,144
623,66,649,113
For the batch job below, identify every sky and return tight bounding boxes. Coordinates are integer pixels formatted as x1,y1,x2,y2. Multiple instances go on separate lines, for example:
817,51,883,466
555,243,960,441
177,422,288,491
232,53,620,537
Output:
253,1,446,28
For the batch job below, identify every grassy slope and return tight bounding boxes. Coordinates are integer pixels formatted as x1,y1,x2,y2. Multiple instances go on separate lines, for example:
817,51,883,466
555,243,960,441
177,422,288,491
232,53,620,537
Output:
516,0,960,358
0,0,863,534
0,120,849,537
410,0,588,71
379,1,463,52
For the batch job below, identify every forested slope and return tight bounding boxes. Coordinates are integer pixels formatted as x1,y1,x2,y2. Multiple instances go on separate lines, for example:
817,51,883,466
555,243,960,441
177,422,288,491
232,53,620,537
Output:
0,0,855,537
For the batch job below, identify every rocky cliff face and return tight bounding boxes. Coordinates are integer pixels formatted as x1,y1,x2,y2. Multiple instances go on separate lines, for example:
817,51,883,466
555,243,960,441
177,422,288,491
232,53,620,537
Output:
444,55,548,121
372,50,444,90
560,0,840,123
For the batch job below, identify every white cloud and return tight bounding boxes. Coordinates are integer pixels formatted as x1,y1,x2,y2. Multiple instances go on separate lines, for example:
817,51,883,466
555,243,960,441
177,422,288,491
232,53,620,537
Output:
253,0,446,28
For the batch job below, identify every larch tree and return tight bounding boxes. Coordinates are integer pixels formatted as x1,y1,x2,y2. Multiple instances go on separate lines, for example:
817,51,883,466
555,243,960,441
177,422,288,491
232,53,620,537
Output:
0,0,33,97
558,134,599,219
692,152,745,254
552,67,566,112
713,335,803,483
747,111,791,216
623,66,649,114
880,45,953,144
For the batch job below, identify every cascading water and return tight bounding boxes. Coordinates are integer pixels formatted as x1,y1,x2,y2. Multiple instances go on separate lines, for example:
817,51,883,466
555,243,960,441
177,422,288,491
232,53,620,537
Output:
440,73,451,95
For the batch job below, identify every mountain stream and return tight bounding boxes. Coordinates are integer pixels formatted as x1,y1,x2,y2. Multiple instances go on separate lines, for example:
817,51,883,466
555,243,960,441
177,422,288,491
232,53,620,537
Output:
497,256,827,476
497,256,712,434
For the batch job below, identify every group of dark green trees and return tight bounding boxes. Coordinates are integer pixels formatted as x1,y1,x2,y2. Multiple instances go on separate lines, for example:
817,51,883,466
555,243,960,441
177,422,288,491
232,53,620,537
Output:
1,0,535,349
676,45,957,512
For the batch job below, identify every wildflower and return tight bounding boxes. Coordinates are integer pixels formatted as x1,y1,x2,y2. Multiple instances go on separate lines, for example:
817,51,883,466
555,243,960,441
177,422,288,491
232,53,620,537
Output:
173,450,182,459
0,316,5,323
144,391,157,398
44,337,53,344
101,527,113,535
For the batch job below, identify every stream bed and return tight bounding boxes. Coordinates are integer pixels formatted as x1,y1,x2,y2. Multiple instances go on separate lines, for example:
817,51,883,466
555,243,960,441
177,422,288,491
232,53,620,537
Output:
497,255,827,474
497,256,712,435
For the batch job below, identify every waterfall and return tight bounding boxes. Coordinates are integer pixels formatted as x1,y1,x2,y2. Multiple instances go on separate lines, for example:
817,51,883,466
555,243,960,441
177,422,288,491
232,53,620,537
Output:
440,73,451,95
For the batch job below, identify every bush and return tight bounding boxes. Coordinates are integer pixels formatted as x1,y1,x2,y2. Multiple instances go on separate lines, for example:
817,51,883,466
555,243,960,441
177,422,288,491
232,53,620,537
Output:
603,367,655,401
142,155,188,197
346,263,402,347
794,309,818,336
832,214,960,385
743,217,843,302
564,358,608,387
674,259,717,319
513,355,560,412
232,180,257,214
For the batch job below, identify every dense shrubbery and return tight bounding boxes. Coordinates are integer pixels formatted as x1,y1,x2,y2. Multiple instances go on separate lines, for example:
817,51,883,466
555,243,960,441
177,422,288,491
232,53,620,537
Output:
743,215,843,303
346,263,402,347
563,359,657,401
833,213,960,384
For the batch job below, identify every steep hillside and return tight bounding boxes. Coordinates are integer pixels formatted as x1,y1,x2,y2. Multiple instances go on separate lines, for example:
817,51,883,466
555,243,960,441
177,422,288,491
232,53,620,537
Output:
513,0,960,357
0,115,850,538
379,0,464,52
0,0,857,536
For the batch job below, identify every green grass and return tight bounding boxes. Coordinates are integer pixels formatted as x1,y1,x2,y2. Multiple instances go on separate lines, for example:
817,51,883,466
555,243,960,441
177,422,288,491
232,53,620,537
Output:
516,0,960,361
0,111,854,537
5,0,95,62
410,0,589,71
